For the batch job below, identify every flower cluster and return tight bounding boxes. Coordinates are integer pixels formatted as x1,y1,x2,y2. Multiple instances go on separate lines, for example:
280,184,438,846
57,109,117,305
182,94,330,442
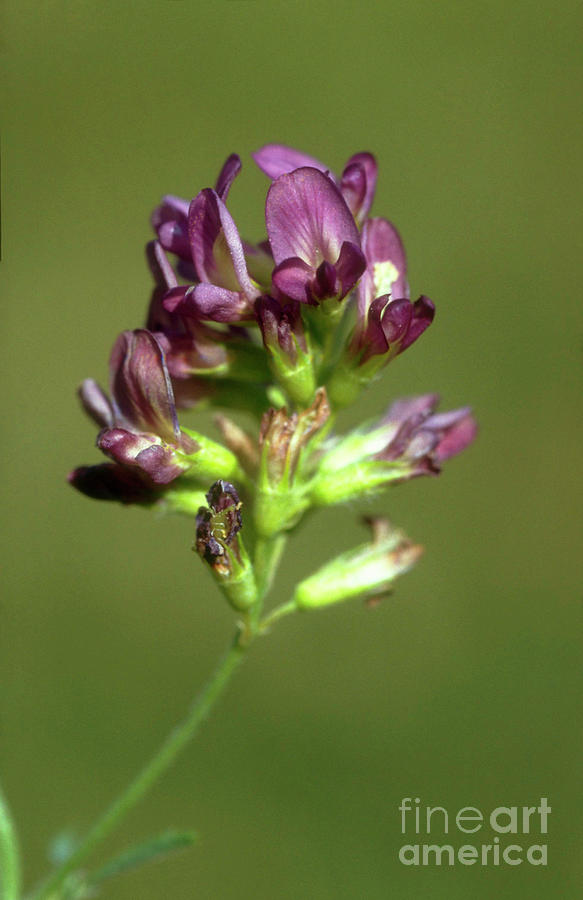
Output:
70,144,476,613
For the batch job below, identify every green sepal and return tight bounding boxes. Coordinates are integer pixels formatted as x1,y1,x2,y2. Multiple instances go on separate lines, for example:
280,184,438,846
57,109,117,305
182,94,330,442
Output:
224,341,272,384
162,485,207,517
181,428,244,483
266,336,316,408
310,460,406,505
326,351,386,407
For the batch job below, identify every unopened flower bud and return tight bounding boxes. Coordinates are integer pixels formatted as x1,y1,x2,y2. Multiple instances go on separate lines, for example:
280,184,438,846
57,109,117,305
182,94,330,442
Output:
293,520,423,609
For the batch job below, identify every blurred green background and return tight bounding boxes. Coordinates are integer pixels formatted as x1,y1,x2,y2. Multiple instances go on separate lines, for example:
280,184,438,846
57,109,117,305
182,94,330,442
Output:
1,1,581,897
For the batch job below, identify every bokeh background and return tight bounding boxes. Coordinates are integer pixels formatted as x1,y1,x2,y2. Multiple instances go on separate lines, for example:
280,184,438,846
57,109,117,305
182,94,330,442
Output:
1,1,581,898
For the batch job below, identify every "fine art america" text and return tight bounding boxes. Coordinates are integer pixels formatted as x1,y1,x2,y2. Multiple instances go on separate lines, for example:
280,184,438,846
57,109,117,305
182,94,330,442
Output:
398,797,550,866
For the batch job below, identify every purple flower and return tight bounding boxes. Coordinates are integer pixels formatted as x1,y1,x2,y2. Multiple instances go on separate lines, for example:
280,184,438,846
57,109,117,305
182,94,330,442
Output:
349,216,434,364
146,240,229,381
357,217,409,312
151,153,242,269
164,186,260,323
151,194,192,264
266,167,365,304
75,330,197,489
253,143,378,225
352,294,435,365
375,394,477,478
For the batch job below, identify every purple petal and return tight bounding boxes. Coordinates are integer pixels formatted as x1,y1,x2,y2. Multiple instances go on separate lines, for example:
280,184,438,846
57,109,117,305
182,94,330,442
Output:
145,242,185,340
68,463,158,503
341,153,377,224
243,240,274,288
98,428,187,484
357,297,388,357
432,411,478,461
365,297,411,353
266,168,361,269
152,194,190,221
339,163,366,222
146,240,178,290
109,330,179,440
162,285,190,314
188,189,257,300
253,144,331,180
358,217,408,316
314,260,338,299
399,295,435,351
187,283,254,323
383,394,440,427
78,379,114,428
334,241,366,297
256,296,305,359
151,195,191,260
215,153,242,201
272,257,313,304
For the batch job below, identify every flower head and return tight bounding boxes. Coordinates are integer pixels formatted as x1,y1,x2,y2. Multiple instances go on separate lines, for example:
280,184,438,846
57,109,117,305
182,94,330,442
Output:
71,143,477,618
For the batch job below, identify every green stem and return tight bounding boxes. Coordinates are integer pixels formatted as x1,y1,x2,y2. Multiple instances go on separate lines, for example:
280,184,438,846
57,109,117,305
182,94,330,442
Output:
253,534,287,602
33,633,247,900
260,599,297,632
0,782,20,900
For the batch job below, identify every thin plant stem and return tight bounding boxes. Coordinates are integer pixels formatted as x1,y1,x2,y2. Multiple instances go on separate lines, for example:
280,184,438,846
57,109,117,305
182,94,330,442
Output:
253,534,287,602
32,632,248,900
0,781,21,900
260,599,297,632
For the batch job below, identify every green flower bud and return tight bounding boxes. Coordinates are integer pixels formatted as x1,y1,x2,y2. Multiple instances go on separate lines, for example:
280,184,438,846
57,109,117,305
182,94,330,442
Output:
293,519,423,609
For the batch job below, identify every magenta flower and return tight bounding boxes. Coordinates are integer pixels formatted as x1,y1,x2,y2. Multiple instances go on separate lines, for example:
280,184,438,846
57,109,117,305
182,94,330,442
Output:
266,167,365,304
